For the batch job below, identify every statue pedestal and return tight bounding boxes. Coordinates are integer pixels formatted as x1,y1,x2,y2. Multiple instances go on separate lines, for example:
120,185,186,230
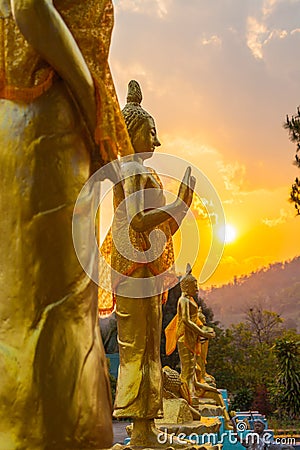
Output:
156,399,193,424
198,405,225,417
155,399,221,435
156,418,221,436
117,399,223,449
154,399,222,448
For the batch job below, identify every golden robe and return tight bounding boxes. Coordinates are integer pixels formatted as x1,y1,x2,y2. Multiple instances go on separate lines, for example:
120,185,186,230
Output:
107,161,175,419
0,1,130,447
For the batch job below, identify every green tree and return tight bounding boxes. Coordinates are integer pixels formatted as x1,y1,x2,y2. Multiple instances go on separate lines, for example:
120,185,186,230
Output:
207,321,276,393
231,387,254,411
284,107,300,214
270,337,300,419
207,309,292,416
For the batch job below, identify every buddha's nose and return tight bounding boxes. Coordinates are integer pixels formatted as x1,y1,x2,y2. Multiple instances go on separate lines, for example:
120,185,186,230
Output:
154,137,161,147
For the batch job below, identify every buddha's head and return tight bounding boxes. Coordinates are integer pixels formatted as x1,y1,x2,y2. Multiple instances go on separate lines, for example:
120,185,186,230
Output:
122,80,160,158
180,263,198,297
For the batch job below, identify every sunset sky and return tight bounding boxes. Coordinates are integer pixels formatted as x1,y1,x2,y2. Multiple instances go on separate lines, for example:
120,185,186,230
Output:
108,0,300,287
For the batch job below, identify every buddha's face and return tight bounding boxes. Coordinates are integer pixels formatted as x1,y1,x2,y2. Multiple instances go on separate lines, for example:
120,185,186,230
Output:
131,116,161,157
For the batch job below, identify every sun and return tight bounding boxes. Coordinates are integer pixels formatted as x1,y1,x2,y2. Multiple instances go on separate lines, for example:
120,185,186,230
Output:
217,223,237,244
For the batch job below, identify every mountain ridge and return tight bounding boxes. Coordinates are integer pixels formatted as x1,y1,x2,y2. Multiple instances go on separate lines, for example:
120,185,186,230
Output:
200,256,300,331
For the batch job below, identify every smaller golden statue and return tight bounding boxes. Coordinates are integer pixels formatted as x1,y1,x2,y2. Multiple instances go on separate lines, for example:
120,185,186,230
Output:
165,264,232,429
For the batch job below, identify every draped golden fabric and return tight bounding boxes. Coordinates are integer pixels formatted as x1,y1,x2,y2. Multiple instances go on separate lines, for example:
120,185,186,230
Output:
98,168,176,315
0,0,133,161
0,1,131,446
165,297,204,356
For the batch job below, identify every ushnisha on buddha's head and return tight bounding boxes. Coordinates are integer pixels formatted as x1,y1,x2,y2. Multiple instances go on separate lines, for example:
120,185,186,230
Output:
180,263,198,297
122,80,161,158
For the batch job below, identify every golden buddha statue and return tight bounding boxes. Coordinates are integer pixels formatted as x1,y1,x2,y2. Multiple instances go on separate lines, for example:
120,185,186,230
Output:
165,264,232,429
0,0,132,448
175,264,216,398
110,80,195,447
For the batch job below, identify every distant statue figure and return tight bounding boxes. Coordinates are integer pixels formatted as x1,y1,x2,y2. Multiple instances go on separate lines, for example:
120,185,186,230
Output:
165,264,232,429
103,80,195,447
162,366,201,420
168,264,215,397
0,0,132,448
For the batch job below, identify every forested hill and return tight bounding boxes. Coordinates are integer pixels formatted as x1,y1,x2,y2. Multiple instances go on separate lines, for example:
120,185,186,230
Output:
201,256,300,331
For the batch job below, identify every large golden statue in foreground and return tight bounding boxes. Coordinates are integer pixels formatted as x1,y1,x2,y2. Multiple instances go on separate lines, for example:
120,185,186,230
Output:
110,80,195,447
0,0,132,448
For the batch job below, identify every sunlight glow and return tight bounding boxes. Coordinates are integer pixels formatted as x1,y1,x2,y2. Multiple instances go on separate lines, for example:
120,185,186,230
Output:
218,223,237,244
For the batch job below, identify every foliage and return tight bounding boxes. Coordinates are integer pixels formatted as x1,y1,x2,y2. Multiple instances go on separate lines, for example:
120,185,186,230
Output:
268,416,300,434
251,384,272,416
206,326,238,391
207,310,300,417
231,387,254,411
284,107,300,214
207,318,278,393
270,338,300,419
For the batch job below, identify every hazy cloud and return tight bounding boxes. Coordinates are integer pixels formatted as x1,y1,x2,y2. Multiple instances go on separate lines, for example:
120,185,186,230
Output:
246,0,300,60
217,161,246,193
115,0,172,18
262,208,292,227
246,16,268,60
199,34,222,47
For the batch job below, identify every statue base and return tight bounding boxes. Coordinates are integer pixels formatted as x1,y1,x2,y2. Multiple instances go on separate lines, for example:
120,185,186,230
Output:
156,417,221,436
198,405,224,417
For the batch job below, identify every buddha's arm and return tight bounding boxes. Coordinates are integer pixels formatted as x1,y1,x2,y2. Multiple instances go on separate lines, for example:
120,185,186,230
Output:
168,213,186,235
11,0,96,141
195,379,218,393
180,298,215,339
127,168,195,233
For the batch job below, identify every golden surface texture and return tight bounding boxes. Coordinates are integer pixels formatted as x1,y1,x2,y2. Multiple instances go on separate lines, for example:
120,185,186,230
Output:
0,78,112,450
111,170,175,290
173,269,232,430
0,0,133,160
106,80,195,448
114,292,164,419
0,0,130,448
58,0,133,159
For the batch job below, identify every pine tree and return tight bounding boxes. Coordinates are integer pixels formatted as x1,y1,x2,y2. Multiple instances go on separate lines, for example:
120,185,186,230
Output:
284,107,300,215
